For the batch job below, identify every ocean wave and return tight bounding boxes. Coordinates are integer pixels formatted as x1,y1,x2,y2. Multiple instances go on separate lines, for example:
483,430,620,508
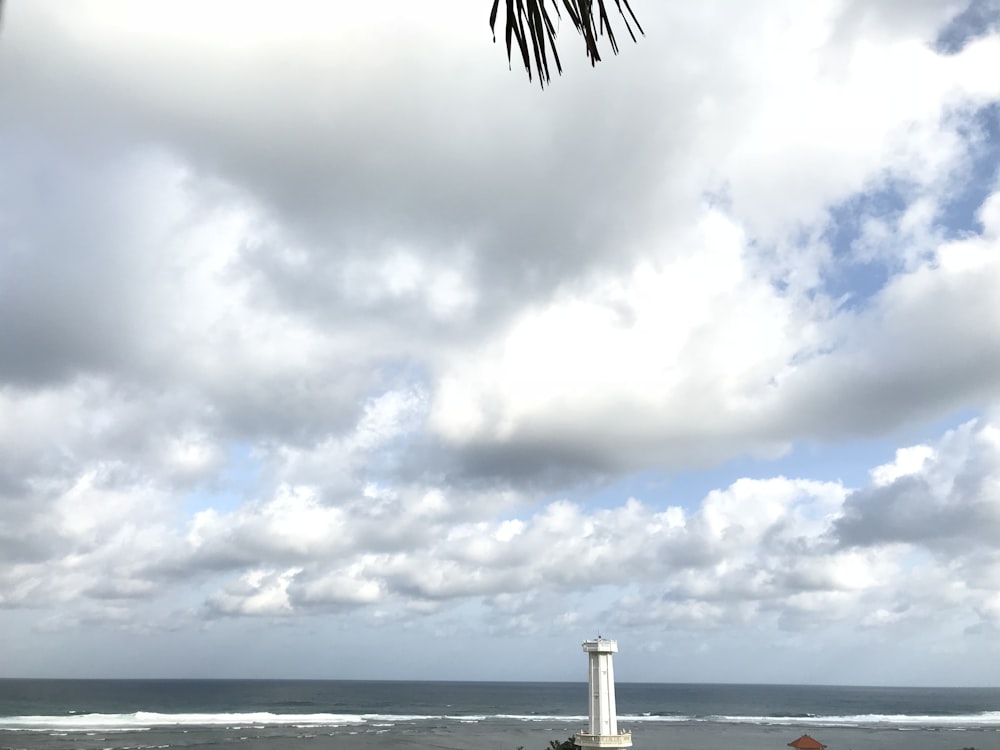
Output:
620,714,691,722
697,712,1000,728
3,710,1000,732
493,715,588,722
0,712,367,732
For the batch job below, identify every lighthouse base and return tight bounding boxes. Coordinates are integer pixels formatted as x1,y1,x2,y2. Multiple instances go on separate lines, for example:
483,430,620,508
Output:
575,731,633,749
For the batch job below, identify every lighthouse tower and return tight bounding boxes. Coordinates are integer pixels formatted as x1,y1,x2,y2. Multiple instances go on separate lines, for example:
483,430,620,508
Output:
576,637,632,749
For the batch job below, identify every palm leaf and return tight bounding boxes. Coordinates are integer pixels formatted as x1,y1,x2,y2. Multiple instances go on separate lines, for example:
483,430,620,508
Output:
490,0,643,88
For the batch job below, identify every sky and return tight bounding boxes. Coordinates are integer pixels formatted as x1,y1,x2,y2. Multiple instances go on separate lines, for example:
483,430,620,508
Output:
1,0,999,687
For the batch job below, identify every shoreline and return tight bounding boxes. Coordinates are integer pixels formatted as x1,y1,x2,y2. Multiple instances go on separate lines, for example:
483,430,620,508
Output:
3,719,1000,750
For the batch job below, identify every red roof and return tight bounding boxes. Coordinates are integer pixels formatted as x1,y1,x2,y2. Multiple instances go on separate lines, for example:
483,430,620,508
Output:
788,735,827,750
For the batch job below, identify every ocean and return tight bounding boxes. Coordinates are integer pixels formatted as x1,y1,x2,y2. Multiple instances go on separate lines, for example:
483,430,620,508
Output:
1,680,998,750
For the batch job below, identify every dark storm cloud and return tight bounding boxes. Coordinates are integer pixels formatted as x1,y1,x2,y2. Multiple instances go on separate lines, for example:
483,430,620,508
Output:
1,2,714,345
5,0,995,493
170,75,693,347
0,140,152,385
0,519,63,565
774,253,1000,443
400,424,774,490
3,0,1000,686
834,420,1000,550
0,143,378,453
396,433,621,489
835,475,989,547
0,1,702,489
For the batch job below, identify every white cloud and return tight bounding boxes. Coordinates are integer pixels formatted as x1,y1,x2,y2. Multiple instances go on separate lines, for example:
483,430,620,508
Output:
2,0,1000,683
870,445,936,485
836,418,1000,550
207,568,299,617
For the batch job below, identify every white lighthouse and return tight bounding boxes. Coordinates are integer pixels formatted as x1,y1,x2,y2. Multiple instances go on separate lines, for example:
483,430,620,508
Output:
576,637,632,749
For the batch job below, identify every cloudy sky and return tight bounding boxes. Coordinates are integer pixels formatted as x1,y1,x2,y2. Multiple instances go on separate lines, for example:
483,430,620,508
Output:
1,0,999,687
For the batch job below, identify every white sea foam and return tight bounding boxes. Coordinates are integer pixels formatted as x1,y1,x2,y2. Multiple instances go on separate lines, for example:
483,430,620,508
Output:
493,714,588,722
619,714,689,722
0,712,366,731
4,710,1000,732
698,712,1000,728
360,714,435,723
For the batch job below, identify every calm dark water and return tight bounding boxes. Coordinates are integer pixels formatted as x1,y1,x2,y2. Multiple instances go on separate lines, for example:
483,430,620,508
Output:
1,680,998,750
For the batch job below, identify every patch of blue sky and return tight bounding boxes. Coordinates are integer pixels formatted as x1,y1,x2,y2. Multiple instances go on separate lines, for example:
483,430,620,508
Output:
938,101,1000,234
935,0,1000,55
375,353,432,391
820,184,905,310
564,406,982,514
356,355,433,480
821,102,999,311
179,442,261,518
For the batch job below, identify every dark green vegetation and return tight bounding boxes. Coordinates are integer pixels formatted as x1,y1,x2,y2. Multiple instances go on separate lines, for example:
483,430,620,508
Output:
490,0,643,87
0,1,642,88
516,737,578,750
